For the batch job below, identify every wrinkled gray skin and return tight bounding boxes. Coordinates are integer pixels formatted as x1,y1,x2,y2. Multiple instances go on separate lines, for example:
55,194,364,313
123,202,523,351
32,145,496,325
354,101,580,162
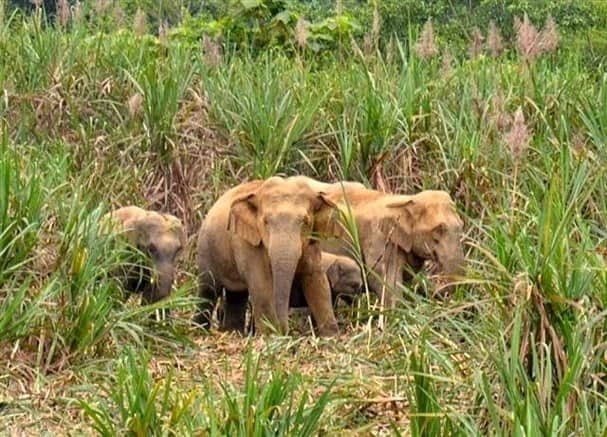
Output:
101,206,185,306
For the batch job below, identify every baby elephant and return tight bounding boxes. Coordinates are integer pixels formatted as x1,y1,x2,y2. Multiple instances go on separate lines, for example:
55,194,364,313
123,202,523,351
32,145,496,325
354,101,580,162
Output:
289,252,363,308
101,206,186,306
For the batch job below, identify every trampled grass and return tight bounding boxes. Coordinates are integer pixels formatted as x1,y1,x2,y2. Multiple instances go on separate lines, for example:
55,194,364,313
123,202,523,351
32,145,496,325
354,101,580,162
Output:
1,6,607,435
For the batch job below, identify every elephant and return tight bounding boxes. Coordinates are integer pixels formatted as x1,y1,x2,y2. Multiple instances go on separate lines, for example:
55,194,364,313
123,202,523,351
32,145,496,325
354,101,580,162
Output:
289,251,363,307
299,177,465,307
220,251,363,334
193,176,340,336
101,206,186,306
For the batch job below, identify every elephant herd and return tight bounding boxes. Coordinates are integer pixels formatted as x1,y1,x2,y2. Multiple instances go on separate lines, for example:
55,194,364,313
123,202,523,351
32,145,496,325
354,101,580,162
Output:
102,175,466,336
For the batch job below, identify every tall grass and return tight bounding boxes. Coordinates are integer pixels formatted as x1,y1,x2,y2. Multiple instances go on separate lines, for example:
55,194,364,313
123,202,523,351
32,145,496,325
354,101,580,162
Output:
125,45,194,160
203,54,325,178
80,346,334,436
1,7,607,435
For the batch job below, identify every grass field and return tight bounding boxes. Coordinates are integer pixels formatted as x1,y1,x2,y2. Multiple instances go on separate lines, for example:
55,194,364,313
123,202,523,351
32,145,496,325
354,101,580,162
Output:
1,6,607,435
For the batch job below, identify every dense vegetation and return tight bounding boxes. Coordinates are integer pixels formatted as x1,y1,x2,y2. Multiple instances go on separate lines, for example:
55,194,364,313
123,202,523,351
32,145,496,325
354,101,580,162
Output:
1,0,607,434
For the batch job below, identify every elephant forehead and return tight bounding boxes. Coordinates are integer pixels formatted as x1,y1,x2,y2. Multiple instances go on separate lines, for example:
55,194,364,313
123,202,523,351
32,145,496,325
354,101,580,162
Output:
131,214,176,237
157,234,182,251
414,190,453,202
260,189,315,207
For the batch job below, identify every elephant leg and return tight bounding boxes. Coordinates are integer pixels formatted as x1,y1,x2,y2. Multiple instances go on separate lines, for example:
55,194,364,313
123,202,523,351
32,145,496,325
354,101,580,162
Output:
221,290,248,334
300,272,339,337
245,261,279,335
192,269,219,328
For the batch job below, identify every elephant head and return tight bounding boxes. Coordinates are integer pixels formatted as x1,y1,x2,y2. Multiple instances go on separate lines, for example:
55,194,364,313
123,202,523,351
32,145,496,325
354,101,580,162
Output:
105,206,186,304
227,176,336,332
379,190,465,283
324,253,363,300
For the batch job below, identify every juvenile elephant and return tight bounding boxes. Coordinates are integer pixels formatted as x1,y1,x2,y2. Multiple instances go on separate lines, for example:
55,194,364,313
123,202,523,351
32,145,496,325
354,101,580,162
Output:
305,178,465,307
289,252,363,307
222,251,363,333
193,176,339,336
101,206,186,305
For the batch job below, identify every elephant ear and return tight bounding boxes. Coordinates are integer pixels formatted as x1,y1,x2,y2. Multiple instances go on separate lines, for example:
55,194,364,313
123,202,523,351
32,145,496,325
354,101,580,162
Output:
379,199,417,252
122,215,153,248
228,193,261,246
313,192,337,213
312,192,338,233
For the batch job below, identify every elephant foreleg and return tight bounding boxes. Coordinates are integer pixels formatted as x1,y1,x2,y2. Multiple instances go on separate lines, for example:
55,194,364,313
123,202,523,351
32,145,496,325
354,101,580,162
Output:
242,257,279,335
300,272,339,337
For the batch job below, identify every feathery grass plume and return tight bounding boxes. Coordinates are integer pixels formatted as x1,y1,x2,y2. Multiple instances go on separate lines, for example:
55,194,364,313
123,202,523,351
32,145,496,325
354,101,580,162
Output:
570,131,587,158
202,35,223,67
94,0,110,16
133,8,147,36
127,93,143,118
516,13,541,62
350,37,365,59
371,0,381,48
504,107,531,159
415,19,438,60
469,27,484,58
441,48,453,77
540,14,559,53
158,20,169,47
56,0,69,28
386,36,395,64
113,3,125,27
362,33,373,56
491,91,511,131
487,20,504,57
294,17,310,49
71,1,83,24
513,15,522,32
335,0,343,16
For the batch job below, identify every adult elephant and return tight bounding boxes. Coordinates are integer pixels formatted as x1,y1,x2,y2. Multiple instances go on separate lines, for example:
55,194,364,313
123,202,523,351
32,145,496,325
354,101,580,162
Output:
305,178,466,307
193,176,339,336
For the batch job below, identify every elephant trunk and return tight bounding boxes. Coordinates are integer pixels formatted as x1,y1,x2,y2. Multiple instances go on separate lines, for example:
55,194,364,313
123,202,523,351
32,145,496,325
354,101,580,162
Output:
440,244,465,276
434,242,465,297
148,261,174,304
268,233,302,334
